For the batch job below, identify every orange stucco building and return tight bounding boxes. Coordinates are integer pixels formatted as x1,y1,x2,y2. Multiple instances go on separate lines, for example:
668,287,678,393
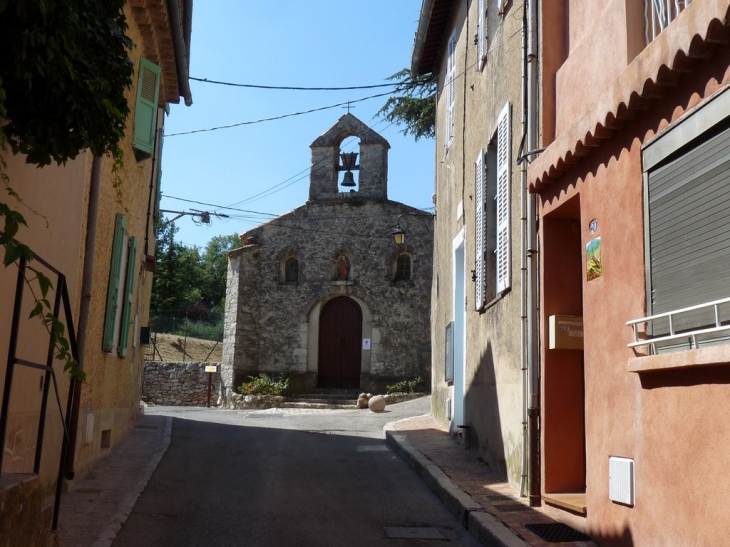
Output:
0,1,192,543
530,0,730,544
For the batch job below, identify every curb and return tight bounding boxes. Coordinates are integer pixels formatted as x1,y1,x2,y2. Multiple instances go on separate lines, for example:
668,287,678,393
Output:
383,421,529,547
90,416,173,547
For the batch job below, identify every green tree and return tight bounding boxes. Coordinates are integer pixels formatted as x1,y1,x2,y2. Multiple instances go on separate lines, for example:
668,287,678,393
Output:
151,228,241,327
376,69,436,142
0,0,133,166
201,234,243,310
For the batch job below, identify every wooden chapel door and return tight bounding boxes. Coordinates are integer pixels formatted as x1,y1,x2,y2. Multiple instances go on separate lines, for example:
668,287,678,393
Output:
318,297,362,388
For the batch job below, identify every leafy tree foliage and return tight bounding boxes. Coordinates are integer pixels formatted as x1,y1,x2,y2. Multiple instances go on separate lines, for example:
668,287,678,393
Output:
151,225,242,326
0,0,133,166
376,69,436,142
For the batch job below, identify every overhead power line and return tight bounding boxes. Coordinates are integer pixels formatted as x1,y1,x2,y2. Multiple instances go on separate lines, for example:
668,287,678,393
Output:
165,90,396,137
190,77,404,91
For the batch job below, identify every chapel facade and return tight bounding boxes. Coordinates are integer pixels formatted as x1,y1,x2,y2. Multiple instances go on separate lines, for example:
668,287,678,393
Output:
221,114,433,394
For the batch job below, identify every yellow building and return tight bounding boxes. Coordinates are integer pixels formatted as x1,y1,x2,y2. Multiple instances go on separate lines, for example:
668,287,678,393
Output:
0,1,192,543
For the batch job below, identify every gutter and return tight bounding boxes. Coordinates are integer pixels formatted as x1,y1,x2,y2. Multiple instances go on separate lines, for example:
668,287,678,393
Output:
167,0,193,106
411,0,436,78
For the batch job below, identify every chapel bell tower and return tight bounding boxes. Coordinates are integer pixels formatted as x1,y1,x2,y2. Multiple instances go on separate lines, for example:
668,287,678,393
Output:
309,113,390,201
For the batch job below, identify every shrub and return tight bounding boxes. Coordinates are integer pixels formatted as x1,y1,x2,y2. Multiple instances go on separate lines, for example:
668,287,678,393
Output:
238,374,290,396
386,376,427,395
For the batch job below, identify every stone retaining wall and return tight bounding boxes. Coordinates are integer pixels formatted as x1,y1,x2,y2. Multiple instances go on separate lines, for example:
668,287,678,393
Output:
143,361,220,406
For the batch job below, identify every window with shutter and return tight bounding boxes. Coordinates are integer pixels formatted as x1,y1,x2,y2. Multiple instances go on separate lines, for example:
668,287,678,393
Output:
645,117,730,350
132,58,161,158
478,0,487,69
103,214,126,352
495,103,511,294
446,31,456,148
118,237,137,357
475,150,486,309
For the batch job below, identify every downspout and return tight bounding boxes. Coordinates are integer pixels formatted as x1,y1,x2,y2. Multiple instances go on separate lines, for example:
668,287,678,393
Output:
167,0,193,106
526,0,541,507
518,0,529,499
64,155,103,478
462,0,470,234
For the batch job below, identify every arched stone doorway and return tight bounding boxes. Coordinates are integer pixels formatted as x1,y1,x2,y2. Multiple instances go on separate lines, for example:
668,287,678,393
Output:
317,296,362,388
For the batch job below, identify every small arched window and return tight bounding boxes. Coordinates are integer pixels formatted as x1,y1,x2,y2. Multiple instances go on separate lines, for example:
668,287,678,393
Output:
285,257,299,282
395,254,412,281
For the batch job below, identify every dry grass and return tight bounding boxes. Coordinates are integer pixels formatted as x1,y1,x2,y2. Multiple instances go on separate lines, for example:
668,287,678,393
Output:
145,332,222,363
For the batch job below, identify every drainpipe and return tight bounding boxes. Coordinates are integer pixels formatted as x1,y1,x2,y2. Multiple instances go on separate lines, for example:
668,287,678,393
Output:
64,155,103,478
167,0,193,106
526,0,541,507
518,0,529,499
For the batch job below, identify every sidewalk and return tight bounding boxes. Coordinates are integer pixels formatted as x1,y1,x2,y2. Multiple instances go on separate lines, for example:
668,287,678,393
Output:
384,415,598,547
55,413,172,547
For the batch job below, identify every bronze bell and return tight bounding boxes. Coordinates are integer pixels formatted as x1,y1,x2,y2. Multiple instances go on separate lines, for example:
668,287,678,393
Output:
341,171,356,187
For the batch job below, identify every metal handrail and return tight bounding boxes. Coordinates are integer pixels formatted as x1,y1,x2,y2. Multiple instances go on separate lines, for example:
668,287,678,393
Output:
0,248,79,532
645,0,692,45
627,296,730,351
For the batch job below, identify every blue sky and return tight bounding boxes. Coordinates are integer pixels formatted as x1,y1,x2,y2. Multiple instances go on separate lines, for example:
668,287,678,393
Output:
161,0,435,249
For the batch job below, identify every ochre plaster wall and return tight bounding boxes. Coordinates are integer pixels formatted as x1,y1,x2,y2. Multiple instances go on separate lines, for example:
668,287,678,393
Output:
69,8,160,480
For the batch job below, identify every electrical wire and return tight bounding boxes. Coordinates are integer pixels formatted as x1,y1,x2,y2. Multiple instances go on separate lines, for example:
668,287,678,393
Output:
190,77,405,91
165,90,397,137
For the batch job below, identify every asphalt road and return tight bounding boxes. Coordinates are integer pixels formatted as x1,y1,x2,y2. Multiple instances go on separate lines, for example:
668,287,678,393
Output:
112,397,480,547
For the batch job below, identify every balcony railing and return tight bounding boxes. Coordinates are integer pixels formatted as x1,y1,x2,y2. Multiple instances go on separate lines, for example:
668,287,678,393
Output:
627,296,730,353
645,0,692,45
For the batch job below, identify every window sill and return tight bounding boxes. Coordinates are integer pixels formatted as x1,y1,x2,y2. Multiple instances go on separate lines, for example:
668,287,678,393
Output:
477,287,511,314
542,492,587,515
628,344,730,373
330,280,356,286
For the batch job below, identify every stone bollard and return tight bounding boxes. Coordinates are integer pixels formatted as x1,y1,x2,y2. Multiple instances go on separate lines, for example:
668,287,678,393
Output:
368,394,386,412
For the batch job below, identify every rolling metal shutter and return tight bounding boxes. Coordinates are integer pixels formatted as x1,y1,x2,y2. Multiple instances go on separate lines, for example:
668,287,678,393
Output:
647,121,730,340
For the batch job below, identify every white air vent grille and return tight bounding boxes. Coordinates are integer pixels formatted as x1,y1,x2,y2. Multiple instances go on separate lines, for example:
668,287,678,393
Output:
609,456,635,505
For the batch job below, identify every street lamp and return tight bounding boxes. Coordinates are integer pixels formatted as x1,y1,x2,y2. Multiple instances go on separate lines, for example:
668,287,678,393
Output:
391,212,434,246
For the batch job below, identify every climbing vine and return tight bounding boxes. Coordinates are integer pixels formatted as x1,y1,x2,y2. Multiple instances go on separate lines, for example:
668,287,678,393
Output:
0,0,136,381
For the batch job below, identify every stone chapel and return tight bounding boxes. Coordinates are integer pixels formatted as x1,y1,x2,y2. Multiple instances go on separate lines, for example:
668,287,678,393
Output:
221,114,433,394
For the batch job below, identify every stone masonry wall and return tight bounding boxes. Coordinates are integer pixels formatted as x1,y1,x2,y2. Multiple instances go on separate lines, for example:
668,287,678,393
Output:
143,362,220,406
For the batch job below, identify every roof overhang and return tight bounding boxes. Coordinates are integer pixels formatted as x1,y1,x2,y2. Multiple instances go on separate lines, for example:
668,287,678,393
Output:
130,0,193,107
411,0,454,77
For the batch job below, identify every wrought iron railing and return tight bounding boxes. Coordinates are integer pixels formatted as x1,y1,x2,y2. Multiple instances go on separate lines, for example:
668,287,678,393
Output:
0,249,79,531
627,296,730,353
645,0,693,45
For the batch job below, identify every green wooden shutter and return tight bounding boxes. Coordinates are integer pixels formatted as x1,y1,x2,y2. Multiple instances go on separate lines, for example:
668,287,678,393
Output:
103,214,126,352
118,237,137,357
132,58,161,157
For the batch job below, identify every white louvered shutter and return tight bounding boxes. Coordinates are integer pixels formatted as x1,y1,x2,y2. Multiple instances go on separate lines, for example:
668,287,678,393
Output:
475,150,486,309
446,31,456,147
496,103,511,293
478,0,486,67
